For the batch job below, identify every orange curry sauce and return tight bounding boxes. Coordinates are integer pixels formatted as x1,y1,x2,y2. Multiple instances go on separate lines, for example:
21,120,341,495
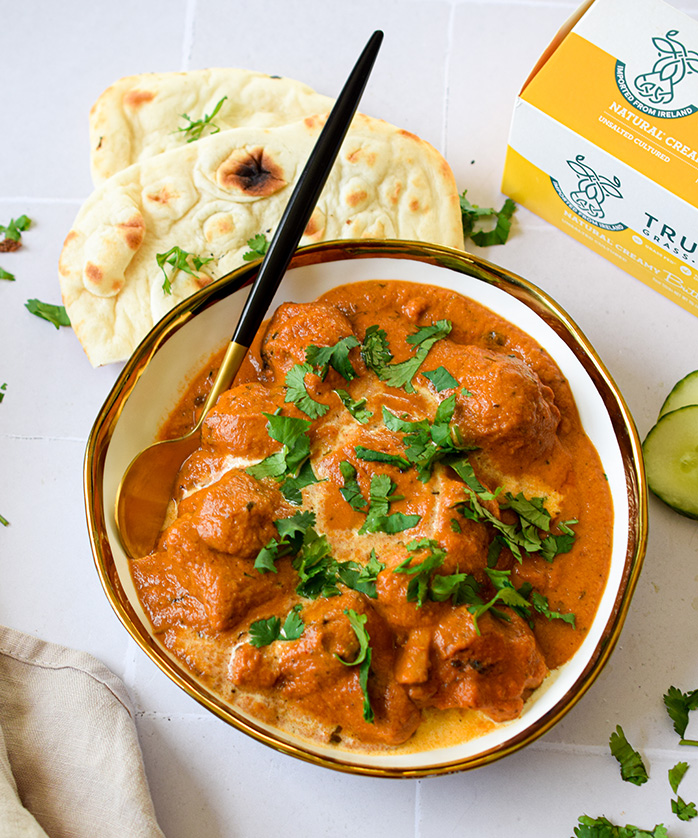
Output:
131,280,612,751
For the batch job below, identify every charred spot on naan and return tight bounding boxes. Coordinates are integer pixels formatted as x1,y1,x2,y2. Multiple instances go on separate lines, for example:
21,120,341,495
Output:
123,88,156,109
216,147,287,197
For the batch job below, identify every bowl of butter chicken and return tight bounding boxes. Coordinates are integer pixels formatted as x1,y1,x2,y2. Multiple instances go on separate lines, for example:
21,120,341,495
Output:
86,240,647,776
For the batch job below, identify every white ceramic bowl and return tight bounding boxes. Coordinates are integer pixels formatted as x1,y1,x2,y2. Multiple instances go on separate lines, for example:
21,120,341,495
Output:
85,240,647,777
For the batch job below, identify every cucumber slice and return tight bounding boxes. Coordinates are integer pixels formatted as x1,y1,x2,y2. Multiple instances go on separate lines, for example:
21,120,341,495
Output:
659,369,698,418
643,404,698,519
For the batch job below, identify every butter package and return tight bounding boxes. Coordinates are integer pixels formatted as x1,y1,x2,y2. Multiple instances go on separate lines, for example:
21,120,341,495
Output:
502,0,698,315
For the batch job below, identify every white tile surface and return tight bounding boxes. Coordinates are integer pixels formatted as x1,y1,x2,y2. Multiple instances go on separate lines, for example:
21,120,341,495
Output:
2,1,698,836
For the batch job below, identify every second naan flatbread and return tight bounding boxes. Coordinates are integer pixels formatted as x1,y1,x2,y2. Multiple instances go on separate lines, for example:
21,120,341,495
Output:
89,68,334,185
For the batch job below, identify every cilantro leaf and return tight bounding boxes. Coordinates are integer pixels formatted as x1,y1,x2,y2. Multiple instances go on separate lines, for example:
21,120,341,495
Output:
246,412,314,492
669,761,689,794
339,461,367,511
460,190,516,247
354,446,410,470
454,477,577,564
253,510,315,573
573,816,668,838
609,725,649,786
361,325,393,372
382,397,475,483
0,214,31,243
177,96,227,142
466,567,532,633
359,473,420,535
334,389,372,424
393,539,446,607
380,321,452,393
664,686,698,744
336,609,370,666
156,245,214,294
336,550,385,599
336,609,374,723
530,590,576,628
248,616,281,647
306,336,360,381
0,383,6,404
422,366,458,392
25,299,70,328
248,605,305,647
280,605,305,641
292,528,341,599
242,233,269,262
0,267,15,281
672,796,697,821
284,363,329,419
280,459,320,505
361,321,452,394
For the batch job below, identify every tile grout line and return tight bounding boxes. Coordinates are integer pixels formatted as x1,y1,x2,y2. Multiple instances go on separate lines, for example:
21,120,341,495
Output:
0,196,83,206
441,1,456,161
180,0,198,71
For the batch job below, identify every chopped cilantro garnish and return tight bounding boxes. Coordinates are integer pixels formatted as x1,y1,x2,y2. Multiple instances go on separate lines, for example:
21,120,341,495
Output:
359,473,420,535
354,446,410,471
382,396,476,483
529,590,576,628
156,245,214,294
306,336,360,382
460,190,516,247
284,363,329,419
453,463,577,564
336,550,384,599
573,816,668,838
340,464,419,533
663,686,698,746
254,511,384,600
394,539,446,607
0,215,31,243
669,761,690,794
360,325,393,374
247,411,312,477
334,389,372,424
25,299,70,328
242,233,269,262
609,725,649,786
0,267,15,281
292,528,341,599
0,383,6,404
176,96,227,142
248,605,305,647
668,761,697,819
672,796,697,821
336,609,374,723
361,321,452,394
339,461,367,511
421,366,458,392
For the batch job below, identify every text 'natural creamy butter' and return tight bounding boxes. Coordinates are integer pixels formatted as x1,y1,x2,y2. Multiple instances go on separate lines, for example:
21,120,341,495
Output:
502,0,698,316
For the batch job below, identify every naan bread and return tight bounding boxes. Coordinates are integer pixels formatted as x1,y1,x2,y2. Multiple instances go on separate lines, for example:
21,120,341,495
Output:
89,68,334,185
60,113,464,367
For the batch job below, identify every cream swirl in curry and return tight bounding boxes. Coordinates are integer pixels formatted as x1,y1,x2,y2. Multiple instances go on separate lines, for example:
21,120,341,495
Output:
131,280,612,751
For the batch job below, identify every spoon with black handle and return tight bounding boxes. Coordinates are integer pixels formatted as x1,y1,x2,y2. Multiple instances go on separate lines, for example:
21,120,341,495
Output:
115,30,384,559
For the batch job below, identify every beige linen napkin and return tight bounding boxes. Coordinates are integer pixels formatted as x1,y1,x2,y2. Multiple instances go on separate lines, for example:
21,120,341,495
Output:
0,626,165,838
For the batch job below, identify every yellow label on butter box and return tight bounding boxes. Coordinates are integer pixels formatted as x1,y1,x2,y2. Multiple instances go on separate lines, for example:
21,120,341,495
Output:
502,0,698,315
503,146,698,316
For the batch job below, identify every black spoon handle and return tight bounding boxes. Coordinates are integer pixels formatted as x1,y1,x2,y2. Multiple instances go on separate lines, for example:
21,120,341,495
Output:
231,30,383,348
